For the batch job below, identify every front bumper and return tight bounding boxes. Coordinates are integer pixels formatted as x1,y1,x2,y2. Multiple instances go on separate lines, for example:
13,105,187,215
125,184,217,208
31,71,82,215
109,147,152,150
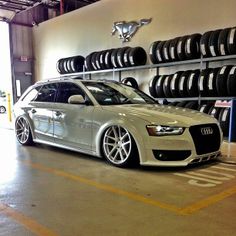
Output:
139,123,222,167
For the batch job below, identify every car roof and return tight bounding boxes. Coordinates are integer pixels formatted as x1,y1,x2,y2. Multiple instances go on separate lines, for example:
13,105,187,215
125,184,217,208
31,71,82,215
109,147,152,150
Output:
35,77,119,85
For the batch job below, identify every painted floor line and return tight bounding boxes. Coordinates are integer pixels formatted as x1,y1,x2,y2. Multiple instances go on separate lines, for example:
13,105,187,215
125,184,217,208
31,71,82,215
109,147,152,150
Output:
179,185,236,215
21,160,236,216
0,202,59,236
21,160,182,215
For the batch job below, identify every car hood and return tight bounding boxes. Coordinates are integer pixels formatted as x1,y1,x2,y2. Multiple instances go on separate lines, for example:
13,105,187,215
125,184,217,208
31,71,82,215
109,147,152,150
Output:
102,104,217,127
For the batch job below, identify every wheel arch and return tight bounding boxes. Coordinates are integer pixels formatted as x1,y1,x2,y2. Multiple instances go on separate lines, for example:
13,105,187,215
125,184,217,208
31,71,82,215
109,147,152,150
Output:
95,119,145,164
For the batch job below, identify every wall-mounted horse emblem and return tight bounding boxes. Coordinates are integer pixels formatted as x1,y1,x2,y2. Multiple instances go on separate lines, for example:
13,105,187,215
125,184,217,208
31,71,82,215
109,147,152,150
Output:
111,18,152,42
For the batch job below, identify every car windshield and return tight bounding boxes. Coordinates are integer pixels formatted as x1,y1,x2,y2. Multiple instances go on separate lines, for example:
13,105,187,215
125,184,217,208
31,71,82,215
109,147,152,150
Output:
82,81,156,105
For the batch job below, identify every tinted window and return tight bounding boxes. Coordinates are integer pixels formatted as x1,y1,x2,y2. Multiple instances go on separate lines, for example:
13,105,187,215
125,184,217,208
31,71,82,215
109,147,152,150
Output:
22,86,41,103
82,81,156,105
34,83,58,102
56,82,85,103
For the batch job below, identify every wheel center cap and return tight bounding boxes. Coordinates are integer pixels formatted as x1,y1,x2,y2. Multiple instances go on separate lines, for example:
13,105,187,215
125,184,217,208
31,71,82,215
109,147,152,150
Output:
118,141,122,146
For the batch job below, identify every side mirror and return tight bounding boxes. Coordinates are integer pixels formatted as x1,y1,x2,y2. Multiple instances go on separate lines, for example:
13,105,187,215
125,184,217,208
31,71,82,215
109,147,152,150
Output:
68,95,85,104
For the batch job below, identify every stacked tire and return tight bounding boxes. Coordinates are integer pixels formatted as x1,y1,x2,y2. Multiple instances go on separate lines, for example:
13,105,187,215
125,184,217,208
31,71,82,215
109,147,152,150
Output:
149,34,202,63
149,65,236,99
198,103,230,137
149,26,236,64
57,56,85,74
200,26,236,57
121,77,139,89
85,47,147,71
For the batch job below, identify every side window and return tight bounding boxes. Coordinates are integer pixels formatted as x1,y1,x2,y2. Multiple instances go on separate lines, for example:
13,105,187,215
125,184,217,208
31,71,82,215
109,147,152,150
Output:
56,82,85,103
21,86,41,103
34,83,58,102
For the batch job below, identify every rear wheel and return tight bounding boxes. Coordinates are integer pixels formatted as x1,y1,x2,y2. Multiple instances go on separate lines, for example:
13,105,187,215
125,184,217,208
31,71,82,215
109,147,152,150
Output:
15,116,33,145
0,106,6,113
103,126,138,167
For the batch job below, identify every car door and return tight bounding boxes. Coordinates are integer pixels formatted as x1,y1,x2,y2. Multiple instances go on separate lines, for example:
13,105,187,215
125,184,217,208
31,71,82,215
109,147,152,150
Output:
29,83,58,142
52,82,94,151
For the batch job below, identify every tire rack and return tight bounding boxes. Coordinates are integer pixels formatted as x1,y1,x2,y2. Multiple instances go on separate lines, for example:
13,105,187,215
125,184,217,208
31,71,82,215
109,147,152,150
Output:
59,54,236,142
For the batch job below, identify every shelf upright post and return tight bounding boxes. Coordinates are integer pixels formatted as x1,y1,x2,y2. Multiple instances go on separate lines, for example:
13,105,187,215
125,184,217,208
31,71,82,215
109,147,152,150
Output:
198,55,204,106
118,70,121,82
228,99,236,142
112,67,115,81
156,66,159,76
83,65,85,80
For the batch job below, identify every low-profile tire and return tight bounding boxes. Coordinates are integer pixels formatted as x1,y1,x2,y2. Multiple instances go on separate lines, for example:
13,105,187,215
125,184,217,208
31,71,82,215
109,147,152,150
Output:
0,106,6,113
177,36,189,61
169,37,180,61
170,71,184,97
104,49,114,69
117,47,130,67
123,48,133,67
163,74,173,98
85,52,95,71
227,27,236,54
155,75,167,98
129,47,147,66
208,29,222,57
155,41,166,63
227,65,236,96
208,106,222,120
99,50,107,70
15,116,33,145
179,70,192,97
102,125,139,168
185,33,202,59
219,108,230,136
207,67,220,97
149,41,161,64
187,69,200,97
58,58,67,74
198,68,213,97
200,31,213,57
216,65,233,96
149,75,160,97
162,40,172,62
218,28,231,56
111,48,121,68
198,103,214,114
121,77,139,89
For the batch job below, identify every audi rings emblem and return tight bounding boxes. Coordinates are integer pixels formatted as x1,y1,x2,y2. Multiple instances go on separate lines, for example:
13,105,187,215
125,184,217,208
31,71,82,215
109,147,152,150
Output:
201,127,213,135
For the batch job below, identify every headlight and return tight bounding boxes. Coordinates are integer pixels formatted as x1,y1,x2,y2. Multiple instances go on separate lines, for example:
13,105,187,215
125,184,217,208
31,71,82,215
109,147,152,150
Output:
146,125,185,136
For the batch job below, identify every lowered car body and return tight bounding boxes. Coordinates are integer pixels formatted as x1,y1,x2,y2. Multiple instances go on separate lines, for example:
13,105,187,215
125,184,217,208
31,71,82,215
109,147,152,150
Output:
13,78,223,167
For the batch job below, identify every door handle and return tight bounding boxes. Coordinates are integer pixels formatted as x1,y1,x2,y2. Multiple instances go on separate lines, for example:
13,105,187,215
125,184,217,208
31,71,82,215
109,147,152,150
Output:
55,111,62,117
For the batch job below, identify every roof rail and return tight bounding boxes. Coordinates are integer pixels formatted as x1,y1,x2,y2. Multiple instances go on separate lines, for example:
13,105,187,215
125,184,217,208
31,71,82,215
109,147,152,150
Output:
35,76,84,84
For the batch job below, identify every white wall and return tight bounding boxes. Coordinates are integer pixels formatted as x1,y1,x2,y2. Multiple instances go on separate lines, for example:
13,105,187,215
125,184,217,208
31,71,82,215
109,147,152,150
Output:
33,0,236,92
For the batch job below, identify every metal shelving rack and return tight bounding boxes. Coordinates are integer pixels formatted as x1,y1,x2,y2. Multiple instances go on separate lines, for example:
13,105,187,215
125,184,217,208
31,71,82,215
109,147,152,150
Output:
59,54,236,141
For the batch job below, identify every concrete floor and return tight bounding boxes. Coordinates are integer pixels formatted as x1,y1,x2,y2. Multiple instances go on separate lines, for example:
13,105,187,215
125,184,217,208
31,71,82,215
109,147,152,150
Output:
0,124,236,236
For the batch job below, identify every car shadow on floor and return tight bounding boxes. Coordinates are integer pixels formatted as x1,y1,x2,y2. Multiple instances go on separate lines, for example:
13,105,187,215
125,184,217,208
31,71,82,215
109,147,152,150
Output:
23,143,222,174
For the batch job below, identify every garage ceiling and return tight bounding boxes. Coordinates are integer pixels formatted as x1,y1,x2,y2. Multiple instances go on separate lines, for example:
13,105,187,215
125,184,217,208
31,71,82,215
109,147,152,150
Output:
0,0,99,22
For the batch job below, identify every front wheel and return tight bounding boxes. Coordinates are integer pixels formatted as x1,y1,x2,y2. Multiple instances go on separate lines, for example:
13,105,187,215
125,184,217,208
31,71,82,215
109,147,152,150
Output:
15,116,33,145
102,125,139,167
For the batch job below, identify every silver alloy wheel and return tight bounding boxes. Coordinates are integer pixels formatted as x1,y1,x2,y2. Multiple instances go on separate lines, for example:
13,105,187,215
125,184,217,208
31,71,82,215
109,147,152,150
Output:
15,117,31,144
103,125,132,165
0,106,6,113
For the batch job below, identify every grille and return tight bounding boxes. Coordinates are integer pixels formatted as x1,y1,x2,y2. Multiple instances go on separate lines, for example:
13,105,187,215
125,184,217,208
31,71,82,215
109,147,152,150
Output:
189,123,221,155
